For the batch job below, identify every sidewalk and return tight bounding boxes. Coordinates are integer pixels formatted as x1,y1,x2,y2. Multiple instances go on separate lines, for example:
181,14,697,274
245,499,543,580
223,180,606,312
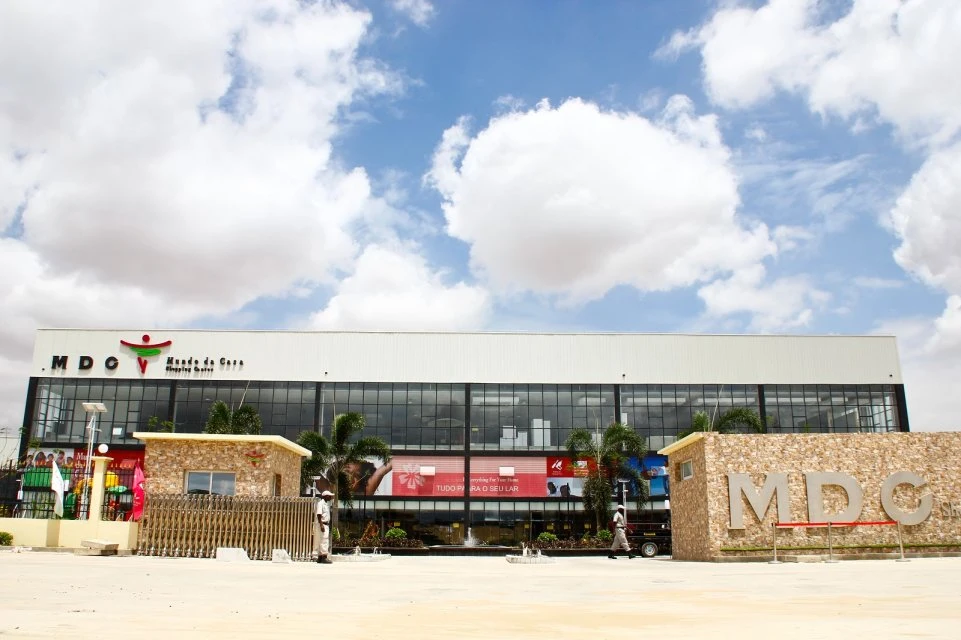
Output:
1,552,958,639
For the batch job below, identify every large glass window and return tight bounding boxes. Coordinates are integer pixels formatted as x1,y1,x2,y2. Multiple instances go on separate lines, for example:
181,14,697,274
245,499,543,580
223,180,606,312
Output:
620,384,760,450
32,379,171,446
763,384,899,433
321,383,467,451
185,471,236,496
171,380,316,440
469,384,615,451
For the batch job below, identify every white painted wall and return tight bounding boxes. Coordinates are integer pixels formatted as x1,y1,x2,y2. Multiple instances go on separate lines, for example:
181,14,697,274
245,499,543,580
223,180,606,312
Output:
31,330,902,385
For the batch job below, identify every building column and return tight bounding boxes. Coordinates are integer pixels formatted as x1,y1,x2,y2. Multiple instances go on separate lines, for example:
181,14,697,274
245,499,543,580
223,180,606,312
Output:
87,456,113,522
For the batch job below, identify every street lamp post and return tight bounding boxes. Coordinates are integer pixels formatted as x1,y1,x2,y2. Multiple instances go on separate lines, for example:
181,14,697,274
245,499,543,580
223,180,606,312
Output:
81,402,108,518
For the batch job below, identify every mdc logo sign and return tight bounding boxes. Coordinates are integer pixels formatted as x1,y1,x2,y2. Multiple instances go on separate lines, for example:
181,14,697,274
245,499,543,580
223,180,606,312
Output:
728,471,932,528
120,334,172,374
49,334,173,375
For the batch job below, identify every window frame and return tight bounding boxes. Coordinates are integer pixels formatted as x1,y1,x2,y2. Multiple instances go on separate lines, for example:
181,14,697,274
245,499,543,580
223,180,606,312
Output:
184,470,236,496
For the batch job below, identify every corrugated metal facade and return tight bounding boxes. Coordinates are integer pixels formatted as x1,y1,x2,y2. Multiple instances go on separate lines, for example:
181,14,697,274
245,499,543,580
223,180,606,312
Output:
32,330,902,384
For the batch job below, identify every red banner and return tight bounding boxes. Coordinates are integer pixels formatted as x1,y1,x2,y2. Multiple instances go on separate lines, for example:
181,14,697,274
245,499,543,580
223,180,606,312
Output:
547,456,596,478
390,456,465,497
469,458,546,497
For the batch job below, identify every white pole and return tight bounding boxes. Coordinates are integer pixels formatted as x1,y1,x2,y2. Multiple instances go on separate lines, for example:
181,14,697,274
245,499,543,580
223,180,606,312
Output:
81,412,97,517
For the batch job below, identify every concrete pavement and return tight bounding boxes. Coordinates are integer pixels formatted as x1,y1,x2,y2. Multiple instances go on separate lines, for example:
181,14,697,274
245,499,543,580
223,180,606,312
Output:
1,552,959,639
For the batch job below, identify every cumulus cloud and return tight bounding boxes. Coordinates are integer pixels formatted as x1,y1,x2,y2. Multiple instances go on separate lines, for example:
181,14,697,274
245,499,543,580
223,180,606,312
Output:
875,314,961,431
670,0,961,428
424,96,780,306
309,244,490,330
665,0,961,146
889,142,961,293
697,264,829,332
0,1,403,429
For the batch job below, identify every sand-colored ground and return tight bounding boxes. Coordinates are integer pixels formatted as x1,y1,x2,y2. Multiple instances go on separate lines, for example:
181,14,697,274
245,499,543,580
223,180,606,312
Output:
1,552,959,639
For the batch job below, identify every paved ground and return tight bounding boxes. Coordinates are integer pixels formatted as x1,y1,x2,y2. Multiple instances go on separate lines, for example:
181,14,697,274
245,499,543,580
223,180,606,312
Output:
1,552,959,639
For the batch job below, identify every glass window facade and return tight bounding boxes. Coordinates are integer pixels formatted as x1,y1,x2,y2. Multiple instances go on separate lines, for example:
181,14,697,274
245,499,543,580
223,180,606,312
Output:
469,384,615,451
25,377,904,544
29,379,903,448
620,384,760,450
763,384,899,433
171,380,316,442
321,383,466,451
32,378,171,445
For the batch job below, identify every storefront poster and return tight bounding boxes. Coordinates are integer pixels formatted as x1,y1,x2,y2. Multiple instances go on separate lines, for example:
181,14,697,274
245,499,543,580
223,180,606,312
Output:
546,456,597,498
388,456,466,497
469,457,546,497
623,454,670,498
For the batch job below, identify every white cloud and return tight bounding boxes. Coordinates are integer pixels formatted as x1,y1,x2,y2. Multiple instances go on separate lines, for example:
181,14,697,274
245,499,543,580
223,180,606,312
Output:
309,244,489,330
875,314,961,431
666,0,961,146
424,96,778,305
390,0,435,27
889,142,961,293
0,1,404,432
697,264,829,332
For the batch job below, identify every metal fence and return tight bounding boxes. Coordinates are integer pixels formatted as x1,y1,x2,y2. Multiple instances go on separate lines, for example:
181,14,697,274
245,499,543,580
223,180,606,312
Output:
138,494,315,561
0,461,136,521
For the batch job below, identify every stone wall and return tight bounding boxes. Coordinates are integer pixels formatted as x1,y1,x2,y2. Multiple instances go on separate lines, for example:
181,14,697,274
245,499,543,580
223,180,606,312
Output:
145,439,303,497
665,433,961,560
667,436,712,561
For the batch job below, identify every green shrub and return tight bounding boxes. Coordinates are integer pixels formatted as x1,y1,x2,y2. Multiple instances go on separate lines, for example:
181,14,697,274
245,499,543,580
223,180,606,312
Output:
0,531,13,546
385,527,407,540
595,530,613,542
536,532,558,543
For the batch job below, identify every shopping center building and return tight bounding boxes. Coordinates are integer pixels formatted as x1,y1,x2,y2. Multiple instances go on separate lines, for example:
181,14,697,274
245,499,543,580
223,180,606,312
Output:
19,330,908,544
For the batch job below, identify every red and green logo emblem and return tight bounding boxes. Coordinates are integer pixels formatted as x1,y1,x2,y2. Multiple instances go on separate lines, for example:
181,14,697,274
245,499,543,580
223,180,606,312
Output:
120,334,172,374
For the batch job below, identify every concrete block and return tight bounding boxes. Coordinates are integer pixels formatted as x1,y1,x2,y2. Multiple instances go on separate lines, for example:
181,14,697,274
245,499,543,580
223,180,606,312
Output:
81,539,119,551
271,549,292,563
216,547,250,562
75,548,119,557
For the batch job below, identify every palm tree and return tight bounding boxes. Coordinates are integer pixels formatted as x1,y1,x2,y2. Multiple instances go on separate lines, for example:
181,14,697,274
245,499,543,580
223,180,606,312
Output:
203,401,262,435
565,422,647,532
676,407,763,439
296,412,391,534
716,407,765,434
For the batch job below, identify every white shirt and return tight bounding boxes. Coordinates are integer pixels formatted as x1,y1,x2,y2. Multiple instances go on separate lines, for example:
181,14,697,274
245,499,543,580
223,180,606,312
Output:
612,510,627,529
317,499,331,524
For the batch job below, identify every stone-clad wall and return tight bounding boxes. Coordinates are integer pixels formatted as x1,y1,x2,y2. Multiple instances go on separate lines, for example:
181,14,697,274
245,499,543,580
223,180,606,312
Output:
145,440,303,497
668,437,712,561
666,433,961,560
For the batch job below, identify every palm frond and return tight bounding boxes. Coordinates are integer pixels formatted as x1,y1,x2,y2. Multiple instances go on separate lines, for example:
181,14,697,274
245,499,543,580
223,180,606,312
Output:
565,428,596,461
716,407,763,434
349,437,392,463
677,410,711,439
231,405,262,435
332,412,366,451
203,401,232,434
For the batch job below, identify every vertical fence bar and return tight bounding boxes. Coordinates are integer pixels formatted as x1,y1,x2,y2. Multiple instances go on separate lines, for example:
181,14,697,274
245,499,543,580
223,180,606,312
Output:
769,523,781,564
825,522,837,563
896,521,909,562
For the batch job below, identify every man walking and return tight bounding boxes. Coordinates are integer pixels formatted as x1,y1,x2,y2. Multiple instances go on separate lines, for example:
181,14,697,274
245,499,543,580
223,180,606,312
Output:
314,490,334,564
609,504,635,559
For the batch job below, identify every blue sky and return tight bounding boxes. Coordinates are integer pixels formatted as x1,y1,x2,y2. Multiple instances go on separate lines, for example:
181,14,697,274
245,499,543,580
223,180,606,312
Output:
0,0,959,445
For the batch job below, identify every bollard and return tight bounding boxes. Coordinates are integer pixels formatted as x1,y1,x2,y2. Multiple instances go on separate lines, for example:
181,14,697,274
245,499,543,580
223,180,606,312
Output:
769,523,782,564
896,521,909,563
824,522,838,563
